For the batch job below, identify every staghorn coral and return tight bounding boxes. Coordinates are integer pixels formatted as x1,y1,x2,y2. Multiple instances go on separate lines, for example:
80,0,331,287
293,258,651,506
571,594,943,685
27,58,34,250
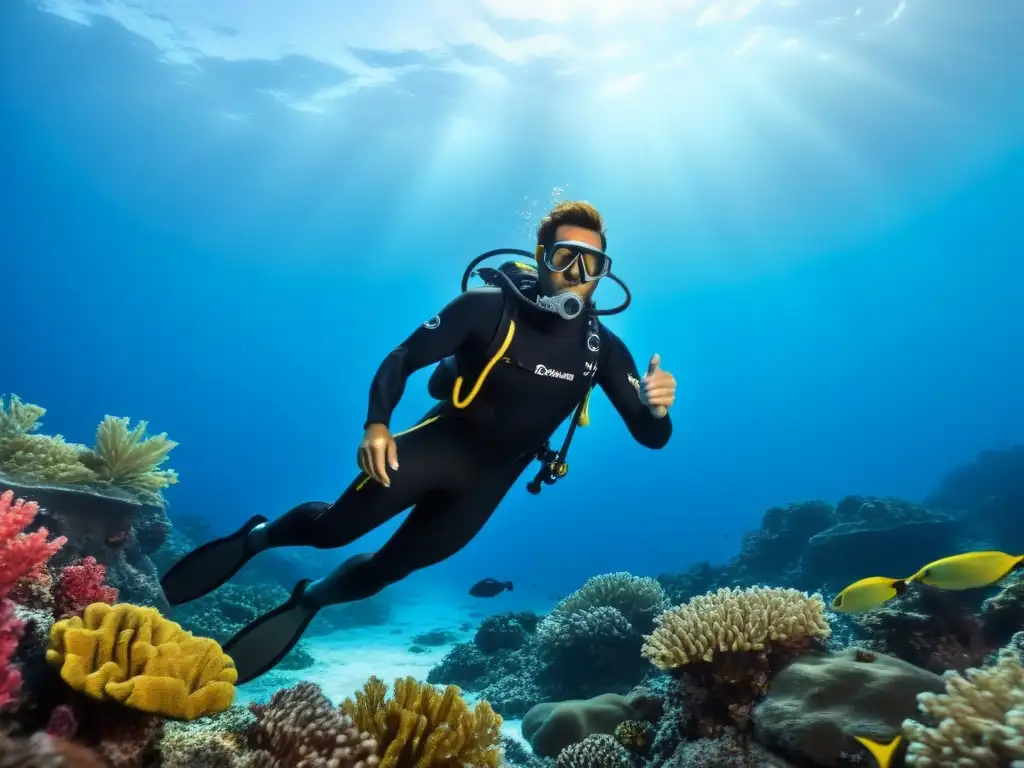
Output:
341,675,503,768
555,733,630,768
902,646,1024,765
46,601,236,719
79,415,179,495
641,586,831,670
246,682,378,768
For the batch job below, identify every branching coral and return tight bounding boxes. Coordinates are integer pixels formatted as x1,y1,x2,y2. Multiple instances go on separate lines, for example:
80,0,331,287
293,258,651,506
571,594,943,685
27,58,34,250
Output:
902,647,1024,765
0,394,46,440
0,490,68,598
341,675,503,768
54,556,119,620
642,586,831,670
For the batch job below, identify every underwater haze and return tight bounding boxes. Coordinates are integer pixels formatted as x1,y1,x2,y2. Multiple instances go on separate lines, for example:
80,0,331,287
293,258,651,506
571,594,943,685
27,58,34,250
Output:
1,0,1022,601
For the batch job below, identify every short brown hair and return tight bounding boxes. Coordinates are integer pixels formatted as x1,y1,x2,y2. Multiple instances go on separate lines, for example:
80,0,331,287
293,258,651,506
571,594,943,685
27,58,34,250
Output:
536,201,607,251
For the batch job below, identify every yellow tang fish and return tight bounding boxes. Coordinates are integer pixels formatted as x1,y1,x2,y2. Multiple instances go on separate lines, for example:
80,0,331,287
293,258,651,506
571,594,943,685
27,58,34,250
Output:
854,735,902,768
908,551,1024,591
830,576,908,613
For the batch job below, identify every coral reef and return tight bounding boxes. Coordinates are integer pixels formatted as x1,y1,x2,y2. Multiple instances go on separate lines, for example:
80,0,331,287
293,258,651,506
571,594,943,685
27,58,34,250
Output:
0,394,178,612
926,445,1024,549
534,573,667,699
0,394,178,505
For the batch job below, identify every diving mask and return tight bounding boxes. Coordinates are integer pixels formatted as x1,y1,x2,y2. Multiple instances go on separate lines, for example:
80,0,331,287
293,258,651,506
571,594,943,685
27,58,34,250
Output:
541,240,611,282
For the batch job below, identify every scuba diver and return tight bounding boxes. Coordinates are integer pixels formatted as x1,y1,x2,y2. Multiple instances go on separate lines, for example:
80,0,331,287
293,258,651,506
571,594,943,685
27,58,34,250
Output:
160,200,677,683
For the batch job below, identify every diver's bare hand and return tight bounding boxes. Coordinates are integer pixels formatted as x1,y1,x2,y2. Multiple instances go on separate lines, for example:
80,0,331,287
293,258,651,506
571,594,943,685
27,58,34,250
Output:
641,353,676,418
358,423,398,487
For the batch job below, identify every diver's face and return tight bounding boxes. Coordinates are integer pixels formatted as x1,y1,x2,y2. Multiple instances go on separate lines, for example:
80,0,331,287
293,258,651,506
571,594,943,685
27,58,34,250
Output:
541,225,603,302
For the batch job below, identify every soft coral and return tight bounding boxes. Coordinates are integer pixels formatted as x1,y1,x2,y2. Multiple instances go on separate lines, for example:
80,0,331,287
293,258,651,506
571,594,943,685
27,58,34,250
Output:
0,489,67,710
55,556,118,619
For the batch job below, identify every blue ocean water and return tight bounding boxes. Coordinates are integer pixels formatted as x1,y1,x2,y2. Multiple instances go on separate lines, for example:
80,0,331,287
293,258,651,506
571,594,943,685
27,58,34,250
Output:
1,0,1022,616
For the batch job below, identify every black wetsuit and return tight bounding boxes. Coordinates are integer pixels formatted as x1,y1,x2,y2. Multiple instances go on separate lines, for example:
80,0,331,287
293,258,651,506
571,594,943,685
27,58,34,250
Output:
258,286,672,605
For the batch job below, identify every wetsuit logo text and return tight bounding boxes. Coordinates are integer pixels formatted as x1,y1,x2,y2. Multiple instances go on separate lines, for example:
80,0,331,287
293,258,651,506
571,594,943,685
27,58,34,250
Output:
534,364,575,381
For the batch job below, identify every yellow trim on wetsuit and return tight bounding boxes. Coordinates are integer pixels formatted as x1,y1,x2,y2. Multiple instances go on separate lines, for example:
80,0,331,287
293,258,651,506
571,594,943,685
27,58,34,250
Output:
354,415,442,491
577,389,592,427
451,319,517,409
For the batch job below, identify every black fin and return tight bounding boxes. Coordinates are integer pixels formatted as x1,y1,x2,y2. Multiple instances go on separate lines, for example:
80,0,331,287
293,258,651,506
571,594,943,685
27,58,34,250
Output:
893,579,908,597
505,581,514,591
223,579,317,685
160,515,268,606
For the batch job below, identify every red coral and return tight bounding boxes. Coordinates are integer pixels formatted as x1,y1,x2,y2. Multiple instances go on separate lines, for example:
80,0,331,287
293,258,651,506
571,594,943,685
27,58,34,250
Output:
55,556,119,620
0,598,25,711
0,489,67,599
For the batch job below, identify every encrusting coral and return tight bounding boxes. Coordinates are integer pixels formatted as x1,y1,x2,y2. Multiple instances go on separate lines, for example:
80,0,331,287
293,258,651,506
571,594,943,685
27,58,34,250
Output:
341,675,503,768
902,645,1024,765
45,602,236,720
0,393,178,505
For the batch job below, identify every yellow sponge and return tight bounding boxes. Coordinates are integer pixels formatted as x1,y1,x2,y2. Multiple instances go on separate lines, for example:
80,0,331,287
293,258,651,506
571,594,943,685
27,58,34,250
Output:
46,602,236,720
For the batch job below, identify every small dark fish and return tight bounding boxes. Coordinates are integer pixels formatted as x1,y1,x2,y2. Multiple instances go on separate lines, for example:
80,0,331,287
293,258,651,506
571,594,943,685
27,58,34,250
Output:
469,578,513,598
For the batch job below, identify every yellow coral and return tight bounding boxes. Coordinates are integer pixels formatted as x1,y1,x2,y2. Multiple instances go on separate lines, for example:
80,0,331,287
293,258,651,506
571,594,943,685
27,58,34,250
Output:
0,394,46,439
46,602,236,720
79,416,179,492
0,433,98,484
341,676,503,768
641,586,831,671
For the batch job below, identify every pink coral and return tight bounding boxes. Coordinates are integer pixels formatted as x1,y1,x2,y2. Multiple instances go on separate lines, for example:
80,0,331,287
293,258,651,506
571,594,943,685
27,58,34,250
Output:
0,489,66,712
0,598,25,710
55,556,118,619
0,489,67,599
